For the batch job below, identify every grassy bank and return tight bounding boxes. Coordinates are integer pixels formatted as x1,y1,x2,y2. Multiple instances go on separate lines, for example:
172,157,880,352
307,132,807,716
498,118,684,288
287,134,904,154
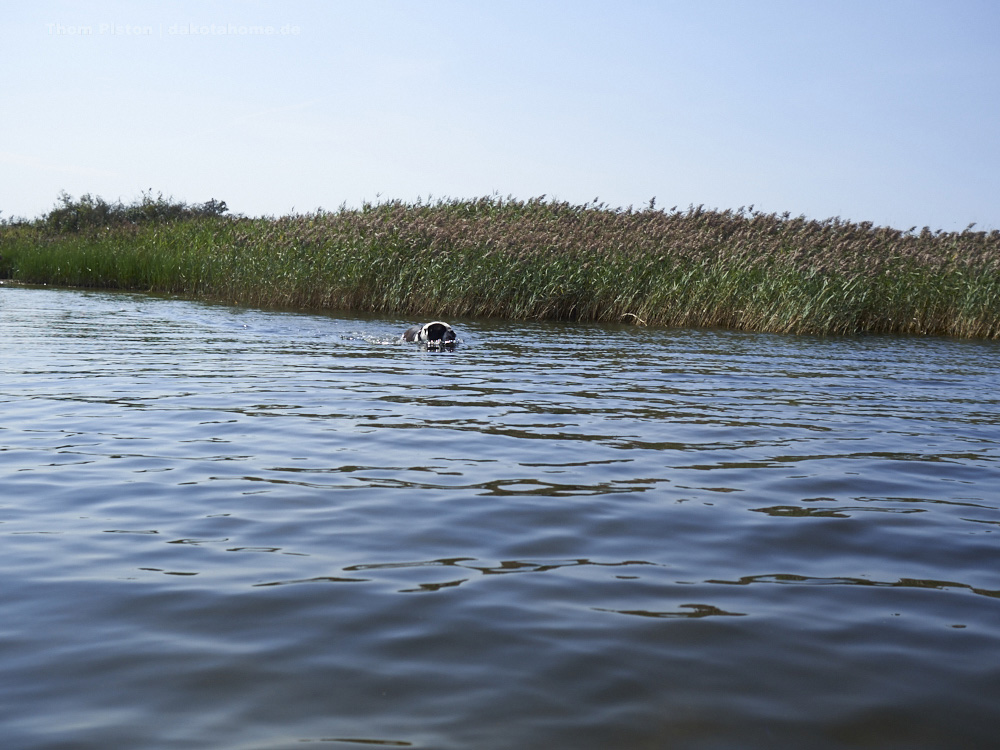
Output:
3,193,1000,338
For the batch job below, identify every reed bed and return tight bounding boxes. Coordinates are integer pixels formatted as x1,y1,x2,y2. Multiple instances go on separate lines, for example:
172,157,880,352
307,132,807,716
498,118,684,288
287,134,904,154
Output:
2,194,999,338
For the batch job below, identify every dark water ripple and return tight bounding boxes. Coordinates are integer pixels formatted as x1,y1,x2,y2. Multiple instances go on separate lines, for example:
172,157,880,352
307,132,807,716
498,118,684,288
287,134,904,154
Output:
2,286,1000,749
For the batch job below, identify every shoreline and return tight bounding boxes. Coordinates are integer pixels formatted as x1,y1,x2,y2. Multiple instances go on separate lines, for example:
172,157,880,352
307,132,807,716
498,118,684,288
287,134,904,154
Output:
3,196,998,339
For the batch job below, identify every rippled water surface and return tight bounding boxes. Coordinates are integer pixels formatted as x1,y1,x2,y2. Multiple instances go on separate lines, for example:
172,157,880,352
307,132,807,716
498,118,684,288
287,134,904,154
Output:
2,285,999,749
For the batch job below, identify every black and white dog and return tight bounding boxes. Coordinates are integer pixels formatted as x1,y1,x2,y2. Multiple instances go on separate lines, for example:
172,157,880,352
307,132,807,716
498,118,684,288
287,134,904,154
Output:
402,321,457,350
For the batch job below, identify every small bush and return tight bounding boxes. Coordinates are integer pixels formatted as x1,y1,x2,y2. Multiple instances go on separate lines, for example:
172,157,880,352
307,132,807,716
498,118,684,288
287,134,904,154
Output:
41,191,228,234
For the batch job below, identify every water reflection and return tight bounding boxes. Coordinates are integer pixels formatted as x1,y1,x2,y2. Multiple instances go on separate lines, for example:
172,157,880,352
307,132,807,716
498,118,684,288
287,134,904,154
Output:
302,739,413,747
708,573,1000,599
593,604,747,618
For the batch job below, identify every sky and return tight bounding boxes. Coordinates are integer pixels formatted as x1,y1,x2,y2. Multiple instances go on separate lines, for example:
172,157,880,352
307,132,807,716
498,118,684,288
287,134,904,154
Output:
3,0,999,231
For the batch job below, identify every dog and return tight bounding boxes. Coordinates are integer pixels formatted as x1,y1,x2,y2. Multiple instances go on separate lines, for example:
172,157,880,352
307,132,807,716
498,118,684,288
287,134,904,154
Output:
402,321,457,350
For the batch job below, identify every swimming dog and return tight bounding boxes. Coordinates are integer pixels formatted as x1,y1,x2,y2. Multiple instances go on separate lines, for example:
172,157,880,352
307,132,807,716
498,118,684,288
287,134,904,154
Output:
402,321,457,349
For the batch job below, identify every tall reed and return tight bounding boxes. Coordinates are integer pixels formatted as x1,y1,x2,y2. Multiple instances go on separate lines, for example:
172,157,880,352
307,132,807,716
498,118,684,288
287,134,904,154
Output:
2,195,998,338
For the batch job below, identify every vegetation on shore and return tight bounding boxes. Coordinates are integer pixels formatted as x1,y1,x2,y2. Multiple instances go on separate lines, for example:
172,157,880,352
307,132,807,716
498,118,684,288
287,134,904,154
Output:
2,192,999,338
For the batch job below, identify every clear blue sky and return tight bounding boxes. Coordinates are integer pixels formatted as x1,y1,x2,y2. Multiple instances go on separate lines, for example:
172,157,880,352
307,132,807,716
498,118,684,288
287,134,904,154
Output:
3,0,998,230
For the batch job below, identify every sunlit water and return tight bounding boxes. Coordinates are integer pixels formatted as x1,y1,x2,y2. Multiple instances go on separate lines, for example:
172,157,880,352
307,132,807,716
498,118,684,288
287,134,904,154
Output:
2,285,999,749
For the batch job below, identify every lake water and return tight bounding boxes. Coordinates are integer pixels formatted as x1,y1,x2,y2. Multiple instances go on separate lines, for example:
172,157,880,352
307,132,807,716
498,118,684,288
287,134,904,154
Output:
2,285,999,749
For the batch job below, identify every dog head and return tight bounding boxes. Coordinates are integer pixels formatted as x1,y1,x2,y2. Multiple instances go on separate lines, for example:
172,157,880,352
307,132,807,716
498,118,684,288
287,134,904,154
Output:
402,321,457,349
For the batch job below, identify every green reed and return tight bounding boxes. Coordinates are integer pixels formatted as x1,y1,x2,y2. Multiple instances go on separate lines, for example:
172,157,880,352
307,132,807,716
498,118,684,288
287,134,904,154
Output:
2,195,999,338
